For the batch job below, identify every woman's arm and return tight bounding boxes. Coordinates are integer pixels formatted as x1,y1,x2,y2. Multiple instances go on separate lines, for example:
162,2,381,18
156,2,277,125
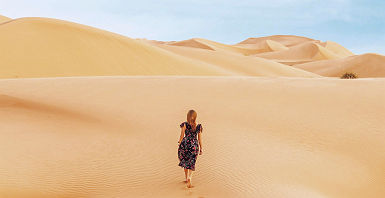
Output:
198,129,203,154
178,126,185,145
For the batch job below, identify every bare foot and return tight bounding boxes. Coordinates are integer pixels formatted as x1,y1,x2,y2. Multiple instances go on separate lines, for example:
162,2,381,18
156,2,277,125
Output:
187,178,192,188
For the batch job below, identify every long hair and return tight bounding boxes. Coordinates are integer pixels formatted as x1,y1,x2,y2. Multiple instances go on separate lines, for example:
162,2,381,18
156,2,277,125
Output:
187,109,197,131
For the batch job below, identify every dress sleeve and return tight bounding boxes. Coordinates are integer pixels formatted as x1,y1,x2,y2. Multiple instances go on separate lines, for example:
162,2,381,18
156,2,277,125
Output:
198,124,203,133
180,122,185,128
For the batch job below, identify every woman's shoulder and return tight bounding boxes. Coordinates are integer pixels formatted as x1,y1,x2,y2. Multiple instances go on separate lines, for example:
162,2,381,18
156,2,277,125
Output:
180,121,187,128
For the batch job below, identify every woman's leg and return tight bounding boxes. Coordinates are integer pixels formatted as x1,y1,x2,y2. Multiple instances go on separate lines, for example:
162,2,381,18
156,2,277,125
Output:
184,168,188,181
187,169,193,187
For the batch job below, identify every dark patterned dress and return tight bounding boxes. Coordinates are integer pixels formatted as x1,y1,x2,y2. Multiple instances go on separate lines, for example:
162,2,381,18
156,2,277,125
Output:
178,121,203,171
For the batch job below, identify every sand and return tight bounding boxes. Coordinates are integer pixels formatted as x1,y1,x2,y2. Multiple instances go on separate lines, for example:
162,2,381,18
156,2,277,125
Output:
0,17,236,78
254,41,354,65
294,53,385,77
0,17,319,78
238,35,315,47
0,15,11,23
1,14,385,198
1,76,384,198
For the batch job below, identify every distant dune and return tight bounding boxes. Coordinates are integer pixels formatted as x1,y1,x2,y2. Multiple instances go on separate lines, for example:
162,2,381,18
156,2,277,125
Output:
154,41,320,77
169,38,215,50
1,76,384,198
254,41,354,65
294,53,385,77
238,35,315,46
0,16,384,78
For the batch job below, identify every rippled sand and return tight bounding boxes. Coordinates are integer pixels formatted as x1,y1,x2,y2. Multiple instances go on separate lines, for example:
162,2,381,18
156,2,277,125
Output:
1,76,384,198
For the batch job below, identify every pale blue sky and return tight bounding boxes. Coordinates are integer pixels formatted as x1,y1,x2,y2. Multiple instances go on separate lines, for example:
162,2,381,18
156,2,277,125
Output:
1,0,384,54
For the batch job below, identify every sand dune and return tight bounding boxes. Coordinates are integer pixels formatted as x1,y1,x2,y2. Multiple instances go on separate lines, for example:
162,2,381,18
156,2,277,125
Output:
0,17,239,78
0,17,323,78
294,53,385,77
265,39,290,51
168,38,265,55
0,76,384,198
321,41,354,57
225,39,290,55
0,15,10,23
238,35,315,47
254,41,353,65
168,38,215,50
154,42,321,77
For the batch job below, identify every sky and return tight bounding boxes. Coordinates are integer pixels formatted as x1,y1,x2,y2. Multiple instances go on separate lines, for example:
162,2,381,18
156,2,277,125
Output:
1,0,384,54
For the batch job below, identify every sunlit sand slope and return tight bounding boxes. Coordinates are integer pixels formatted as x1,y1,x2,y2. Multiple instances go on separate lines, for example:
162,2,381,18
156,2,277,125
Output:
0,17,237,78
1,76,384,198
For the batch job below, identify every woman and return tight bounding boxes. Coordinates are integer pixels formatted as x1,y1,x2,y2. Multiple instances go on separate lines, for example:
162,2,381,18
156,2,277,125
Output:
177,109,203,188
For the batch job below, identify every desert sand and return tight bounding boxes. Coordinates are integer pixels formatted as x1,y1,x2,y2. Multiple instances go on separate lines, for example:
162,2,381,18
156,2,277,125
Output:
1,15,385,198
0,17,318,78
0,15,10,23
294,53,385,77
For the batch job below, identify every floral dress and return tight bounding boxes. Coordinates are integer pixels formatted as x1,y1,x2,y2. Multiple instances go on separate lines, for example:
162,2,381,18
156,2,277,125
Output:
178,121,203,171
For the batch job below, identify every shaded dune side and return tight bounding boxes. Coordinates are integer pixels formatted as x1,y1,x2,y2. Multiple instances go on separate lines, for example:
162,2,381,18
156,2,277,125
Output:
0,76,384,198
155,43,321,77
0,17,236,78
294,53,385,77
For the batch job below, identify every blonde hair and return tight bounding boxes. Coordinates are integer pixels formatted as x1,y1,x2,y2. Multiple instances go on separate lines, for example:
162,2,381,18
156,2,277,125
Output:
187,109,197,131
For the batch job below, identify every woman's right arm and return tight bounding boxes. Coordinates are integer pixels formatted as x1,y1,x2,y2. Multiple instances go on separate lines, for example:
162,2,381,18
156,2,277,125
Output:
178,126,185,145
198,127,203,155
